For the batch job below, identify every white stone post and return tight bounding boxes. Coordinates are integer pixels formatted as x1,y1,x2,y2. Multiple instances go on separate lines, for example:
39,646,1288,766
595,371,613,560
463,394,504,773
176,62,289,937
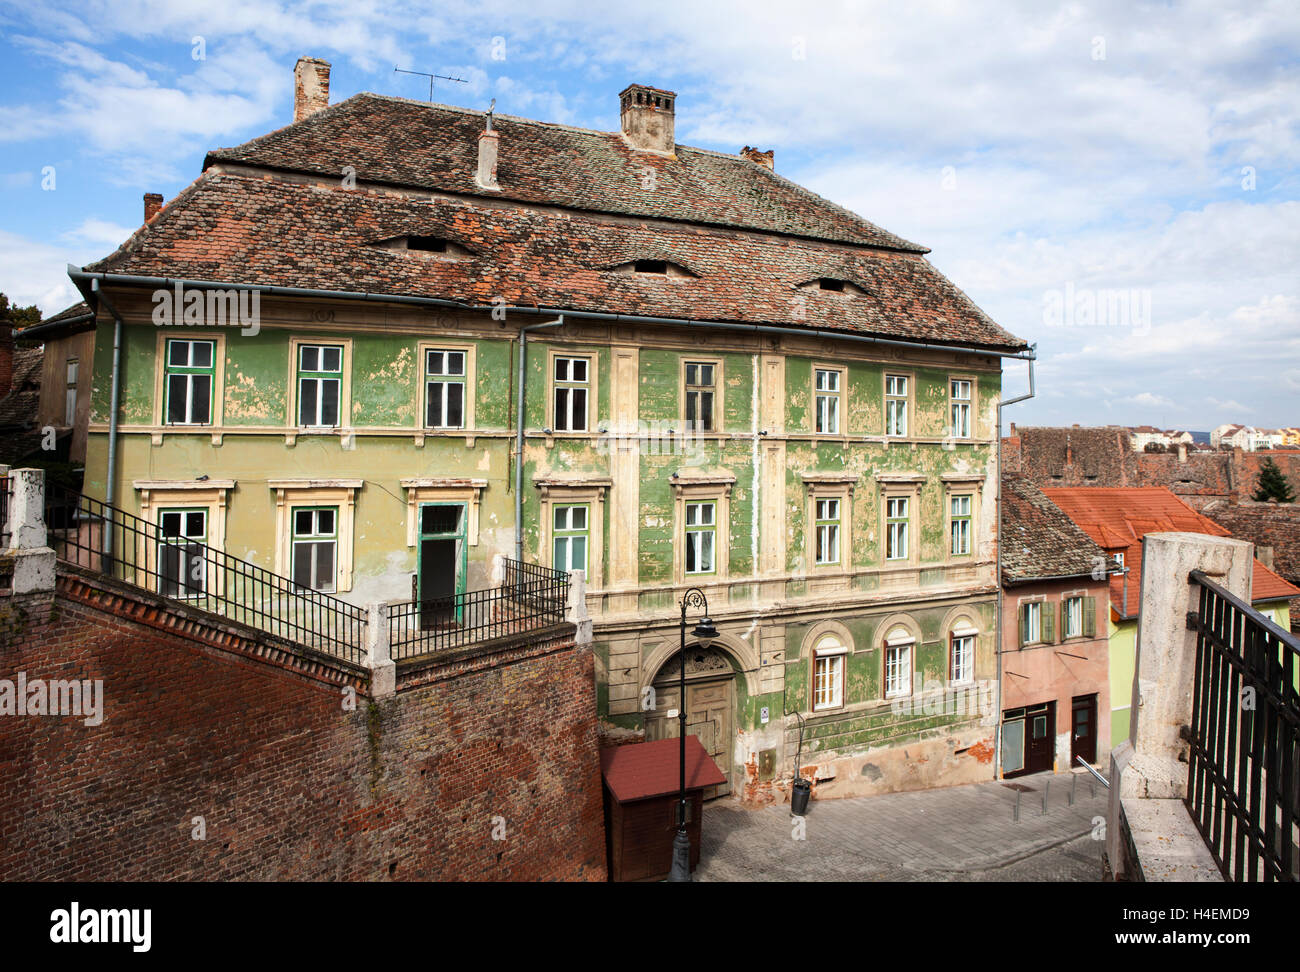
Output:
568,569,591,646
1107,531,1251,880
366,601,396,698
6,467,56,594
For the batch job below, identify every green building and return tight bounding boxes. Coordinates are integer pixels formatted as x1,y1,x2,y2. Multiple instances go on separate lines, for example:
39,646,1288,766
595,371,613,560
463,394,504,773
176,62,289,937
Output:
54,61,1031,801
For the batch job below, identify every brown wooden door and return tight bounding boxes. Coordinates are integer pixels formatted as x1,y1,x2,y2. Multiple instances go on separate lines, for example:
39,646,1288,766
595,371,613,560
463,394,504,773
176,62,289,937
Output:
645,676,733,799
1071,694,1097,766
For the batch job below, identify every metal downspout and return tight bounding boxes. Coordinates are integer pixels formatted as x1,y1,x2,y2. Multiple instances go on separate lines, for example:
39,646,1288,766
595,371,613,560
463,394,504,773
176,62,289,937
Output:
994,345,1036,778
514,316,564,563
94,280,125,558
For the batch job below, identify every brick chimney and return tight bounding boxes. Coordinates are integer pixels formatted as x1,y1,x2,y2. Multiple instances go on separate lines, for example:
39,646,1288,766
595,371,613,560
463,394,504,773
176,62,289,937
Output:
619,84,676,154
294,57,331,122
143,192,163,223
740,146,774,170
0,324,13,400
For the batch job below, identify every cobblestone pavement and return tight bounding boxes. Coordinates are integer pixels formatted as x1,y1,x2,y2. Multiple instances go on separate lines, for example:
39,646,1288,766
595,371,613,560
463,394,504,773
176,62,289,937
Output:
696,769,1108,881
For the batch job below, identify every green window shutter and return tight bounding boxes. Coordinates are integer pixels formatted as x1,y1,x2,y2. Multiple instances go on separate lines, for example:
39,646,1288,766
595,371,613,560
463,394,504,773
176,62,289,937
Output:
1019,604,1028,646
1083,596,1096,638
1042,605,1055,643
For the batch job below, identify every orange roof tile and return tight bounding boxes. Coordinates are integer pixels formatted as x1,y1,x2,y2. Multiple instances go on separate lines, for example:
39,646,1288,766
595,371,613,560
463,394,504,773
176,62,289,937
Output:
1043,487,1300,619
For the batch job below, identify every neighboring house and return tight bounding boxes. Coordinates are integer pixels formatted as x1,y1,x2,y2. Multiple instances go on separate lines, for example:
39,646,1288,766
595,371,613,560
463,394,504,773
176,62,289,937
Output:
1202,499,1300,631
999,476,1111,778
0,325,44,467
64,57,1030,802
1212,423,1258,450
12,301,96,467
1043,487,1300,744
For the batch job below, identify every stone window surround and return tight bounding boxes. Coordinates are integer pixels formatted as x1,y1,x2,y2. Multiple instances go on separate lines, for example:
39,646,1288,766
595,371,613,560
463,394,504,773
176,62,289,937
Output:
876,473,924,566
535,476,611,590
400,478,488,548
151,330,228,445
802,472,858,574
134,479,235,596
670,472,734,584
286,335,354,443
801,618,854,715
416,340,477,441
544,346,600,438
810,362,848,438
679,354,724,434
883,369,915,437
880,614,920,700
268,479,363,593
941,473,984,563
948,373,978,441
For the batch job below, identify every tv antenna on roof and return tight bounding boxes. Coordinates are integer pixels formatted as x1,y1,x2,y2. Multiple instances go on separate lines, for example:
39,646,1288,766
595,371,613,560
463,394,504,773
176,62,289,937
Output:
394,67,468,102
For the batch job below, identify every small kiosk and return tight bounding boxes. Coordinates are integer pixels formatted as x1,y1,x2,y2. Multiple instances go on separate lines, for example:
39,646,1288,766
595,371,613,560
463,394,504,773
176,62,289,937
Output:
601,736,726,882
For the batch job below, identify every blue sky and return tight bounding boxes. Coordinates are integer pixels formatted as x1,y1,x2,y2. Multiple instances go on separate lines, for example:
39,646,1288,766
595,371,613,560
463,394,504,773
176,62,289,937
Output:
1,0,1296,430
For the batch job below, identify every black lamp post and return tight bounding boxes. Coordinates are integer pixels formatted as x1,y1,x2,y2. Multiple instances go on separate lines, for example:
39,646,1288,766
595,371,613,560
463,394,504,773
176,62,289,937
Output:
668,587,718,883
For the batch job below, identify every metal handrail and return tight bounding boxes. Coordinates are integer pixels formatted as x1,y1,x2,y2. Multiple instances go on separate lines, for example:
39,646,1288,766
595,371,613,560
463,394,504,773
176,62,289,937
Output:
1076,755,1110,788
44,483,368,665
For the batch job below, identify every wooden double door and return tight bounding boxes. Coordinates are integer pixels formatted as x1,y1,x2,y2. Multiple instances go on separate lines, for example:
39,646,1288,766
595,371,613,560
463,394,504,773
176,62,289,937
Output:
646,656,734,799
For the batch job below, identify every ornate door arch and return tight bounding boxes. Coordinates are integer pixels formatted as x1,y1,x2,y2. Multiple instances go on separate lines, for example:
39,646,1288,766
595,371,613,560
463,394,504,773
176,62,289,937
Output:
646,645,735,799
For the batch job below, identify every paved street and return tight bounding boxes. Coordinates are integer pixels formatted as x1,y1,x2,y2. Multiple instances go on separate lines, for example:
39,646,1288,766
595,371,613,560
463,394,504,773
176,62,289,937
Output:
696,769,1108,881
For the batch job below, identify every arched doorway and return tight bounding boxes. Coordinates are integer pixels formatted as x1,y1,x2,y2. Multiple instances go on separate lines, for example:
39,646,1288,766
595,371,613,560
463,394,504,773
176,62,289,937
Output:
646,644,736,799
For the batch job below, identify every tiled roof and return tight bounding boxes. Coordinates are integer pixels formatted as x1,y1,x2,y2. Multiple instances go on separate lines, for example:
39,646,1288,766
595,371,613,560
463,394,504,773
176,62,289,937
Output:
1044,487,1300,618
600,736,726,803
87,172,1026,350
205,93,926,253
1001,475,1105,584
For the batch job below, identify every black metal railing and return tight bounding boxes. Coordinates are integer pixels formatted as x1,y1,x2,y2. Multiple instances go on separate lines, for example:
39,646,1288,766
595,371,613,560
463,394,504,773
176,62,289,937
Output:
42,483,367,665
387,558,570,661
1185,569,1299,881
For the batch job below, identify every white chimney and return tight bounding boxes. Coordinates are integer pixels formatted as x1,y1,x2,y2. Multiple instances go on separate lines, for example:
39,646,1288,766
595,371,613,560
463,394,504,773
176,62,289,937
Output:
294,57,331,122
619,84,676,154
476,106,500,191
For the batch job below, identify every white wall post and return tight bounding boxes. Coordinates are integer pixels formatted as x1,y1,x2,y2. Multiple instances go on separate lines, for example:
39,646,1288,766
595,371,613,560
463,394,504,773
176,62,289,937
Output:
6,467,56,594
1107,530,1252,881
366,601,396,698
567,569,591,646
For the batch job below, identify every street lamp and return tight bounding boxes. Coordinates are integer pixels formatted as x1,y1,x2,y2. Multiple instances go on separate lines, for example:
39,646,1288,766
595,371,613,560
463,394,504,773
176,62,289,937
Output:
668,587,718,883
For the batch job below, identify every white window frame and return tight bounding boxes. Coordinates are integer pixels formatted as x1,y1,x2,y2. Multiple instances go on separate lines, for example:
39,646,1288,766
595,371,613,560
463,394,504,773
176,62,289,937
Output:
551,354,591,433
684,500,717,575
885,628,914,699
295,342,346,429
290,506,339,594
950,630,976,685
1024,601,1042,645
812,635,847,711
157,507,208,599
886,495,909,561
683,359,719,433
424,347,467,430
65,357,78,426
814,366,843,435
1064,595,1084,639
885,373,909,437
950,378,973,439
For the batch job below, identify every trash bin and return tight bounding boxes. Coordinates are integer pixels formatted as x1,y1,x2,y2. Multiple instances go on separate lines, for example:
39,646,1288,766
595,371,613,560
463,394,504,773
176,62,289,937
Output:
790,777,811,816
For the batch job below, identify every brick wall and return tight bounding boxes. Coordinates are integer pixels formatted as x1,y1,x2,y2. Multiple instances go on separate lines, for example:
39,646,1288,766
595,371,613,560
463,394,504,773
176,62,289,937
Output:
0,570,607,881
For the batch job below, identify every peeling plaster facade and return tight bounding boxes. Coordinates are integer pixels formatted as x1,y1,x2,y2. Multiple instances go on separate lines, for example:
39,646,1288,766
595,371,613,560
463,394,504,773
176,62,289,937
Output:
81,292,1007,803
